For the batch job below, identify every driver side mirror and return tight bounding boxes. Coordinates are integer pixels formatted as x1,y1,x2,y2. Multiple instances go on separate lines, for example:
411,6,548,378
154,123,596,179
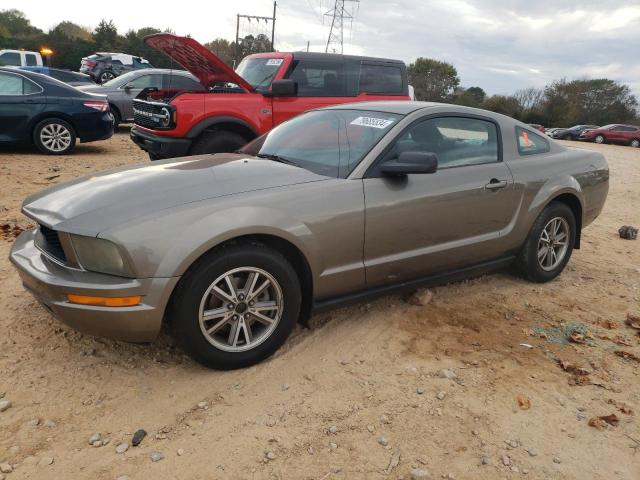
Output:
123,84,133,93
380,151,438,176
269,79,297,97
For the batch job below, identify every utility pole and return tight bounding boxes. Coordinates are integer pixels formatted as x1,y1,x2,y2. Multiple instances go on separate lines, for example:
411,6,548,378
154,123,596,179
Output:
235,1,277,65
325,0,359,54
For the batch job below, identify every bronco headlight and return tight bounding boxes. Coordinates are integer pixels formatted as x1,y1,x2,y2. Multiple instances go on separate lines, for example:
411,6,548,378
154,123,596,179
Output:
160,107,171,128
70,235,135,278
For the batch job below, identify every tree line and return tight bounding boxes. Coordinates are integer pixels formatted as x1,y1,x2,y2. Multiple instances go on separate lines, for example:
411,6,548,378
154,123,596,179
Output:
2,9,637,127
409,58,639,127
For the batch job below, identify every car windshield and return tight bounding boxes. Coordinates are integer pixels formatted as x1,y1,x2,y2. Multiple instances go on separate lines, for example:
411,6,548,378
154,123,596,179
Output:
240,109,401,178
235,57,284,90
102,71,138,88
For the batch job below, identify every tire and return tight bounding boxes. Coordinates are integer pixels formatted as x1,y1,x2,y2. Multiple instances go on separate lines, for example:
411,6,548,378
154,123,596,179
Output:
516,202,576,283
110,106,121,129
189,131,248,156
631,139,640,148
99,70,115,83
33,118,76,155
170,243,302,370
594,135,605,144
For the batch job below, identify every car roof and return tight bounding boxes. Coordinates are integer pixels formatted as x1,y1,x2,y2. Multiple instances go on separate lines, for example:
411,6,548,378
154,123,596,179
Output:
289,51,405,65
126,68,192,75
321,101,455,115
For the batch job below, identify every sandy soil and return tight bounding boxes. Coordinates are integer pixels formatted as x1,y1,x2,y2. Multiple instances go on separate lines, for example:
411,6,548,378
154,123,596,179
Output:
0,131,639,480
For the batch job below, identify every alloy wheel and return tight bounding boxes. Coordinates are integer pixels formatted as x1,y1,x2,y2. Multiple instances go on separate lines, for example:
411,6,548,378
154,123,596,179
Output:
40,123,72,153
100,72,115,83
595,135,605,144
198,267,283,352
631,139,640,148
537,217,570,271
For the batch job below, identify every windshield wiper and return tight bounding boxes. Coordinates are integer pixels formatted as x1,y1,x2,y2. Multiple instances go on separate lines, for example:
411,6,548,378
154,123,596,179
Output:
256,153,301,168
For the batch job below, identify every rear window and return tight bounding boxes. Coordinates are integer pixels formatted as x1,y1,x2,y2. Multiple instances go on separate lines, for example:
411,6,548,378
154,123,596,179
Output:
516,127,550,156
359,64,404,94
50,70,80,83
25,53,38,66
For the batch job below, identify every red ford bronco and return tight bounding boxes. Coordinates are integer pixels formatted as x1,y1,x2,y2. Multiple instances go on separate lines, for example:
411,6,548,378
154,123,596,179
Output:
130,34,411,159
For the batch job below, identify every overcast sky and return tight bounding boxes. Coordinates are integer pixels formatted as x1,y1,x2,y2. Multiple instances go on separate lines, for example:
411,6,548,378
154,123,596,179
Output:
11,0,640,96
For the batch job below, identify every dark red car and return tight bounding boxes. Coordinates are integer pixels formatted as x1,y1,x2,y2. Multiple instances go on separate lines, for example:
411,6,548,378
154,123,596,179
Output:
528,123,545,133
130,34,411,160
580,124,640,148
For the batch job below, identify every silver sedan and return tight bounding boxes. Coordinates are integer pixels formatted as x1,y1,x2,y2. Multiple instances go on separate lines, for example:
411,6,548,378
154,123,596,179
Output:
77,68,204,126
10,101,609,369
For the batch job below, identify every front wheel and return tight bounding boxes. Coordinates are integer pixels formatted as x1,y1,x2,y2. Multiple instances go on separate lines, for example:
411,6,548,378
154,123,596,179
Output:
517,202,576,283
631,139,640,148
33,118,76,155
189,131,248,156
594,135,605,144
170,244,302,369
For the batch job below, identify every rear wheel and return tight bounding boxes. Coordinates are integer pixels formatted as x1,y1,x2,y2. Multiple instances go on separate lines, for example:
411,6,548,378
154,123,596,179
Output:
517,202,576,283
594,134,605,144
110,106,121,128
33,118,76,155
99,70,115,83
631,138,640,148
189,131,248,156
170,243,301,369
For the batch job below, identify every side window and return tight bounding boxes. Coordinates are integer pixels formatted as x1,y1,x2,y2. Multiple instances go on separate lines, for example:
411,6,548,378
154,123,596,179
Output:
126,74,162,89
384,117,499,169
0,72,40,95
0,52,21,66
516,127,550,156
164,74,205,91
359,64,404,94
288,60,347,97
25,53,38,66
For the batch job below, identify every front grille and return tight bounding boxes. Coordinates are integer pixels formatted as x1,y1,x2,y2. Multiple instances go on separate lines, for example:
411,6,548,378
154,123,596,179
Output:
37,224,67,263
133,99,168,129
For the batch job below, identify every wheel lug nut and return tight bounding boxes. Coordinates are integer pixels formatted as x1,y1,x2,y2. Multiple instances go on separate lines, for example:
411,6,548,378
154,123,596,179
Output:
233,315,238,320
227,303,234,310
238,294,245,301
249,301,254,306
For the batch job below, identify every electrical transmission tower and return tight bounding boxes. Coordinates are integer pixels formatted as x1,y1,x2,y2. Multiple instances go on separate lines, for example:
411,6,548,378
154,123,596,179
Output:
325,0,359,54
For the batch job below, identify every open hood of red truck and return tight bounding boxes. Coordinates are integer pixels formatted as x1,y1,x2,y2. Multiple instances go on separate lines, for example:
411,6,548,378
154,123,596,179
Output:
144,33,254,92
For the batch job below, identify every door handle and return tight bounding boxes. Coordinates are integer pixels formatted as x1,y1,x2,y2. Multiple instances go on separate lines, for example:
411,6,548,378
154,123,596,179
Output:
485,179,508,190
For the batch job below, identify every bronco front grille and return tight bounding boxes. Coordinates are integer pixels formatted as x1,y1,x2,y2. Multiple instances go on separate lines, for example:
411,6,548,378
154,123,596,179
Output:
36,224,67,263
133,99,170,129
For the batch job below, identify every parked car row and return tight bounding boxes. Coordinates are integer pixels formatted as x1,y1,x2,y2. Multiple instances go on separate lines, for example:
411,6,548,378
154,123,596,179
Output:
546,124,640,148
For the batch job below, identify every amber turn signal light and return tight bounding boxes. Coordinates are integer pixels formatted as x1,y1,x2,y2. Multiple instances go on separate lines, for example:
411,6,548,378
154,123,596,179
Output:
66,294,142,307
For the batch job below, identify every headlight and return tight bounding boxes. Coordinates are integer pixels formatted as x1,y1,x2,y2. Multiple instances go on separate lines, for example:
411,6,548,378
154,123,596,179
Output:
160,107,171,128
70,235,135,277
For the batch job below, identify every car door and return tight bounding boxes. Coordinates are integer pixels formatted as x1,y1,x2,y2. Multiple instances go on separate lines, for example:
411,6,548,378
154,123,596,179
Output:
118,73,163,120
0,71,45,143
362,115,520,287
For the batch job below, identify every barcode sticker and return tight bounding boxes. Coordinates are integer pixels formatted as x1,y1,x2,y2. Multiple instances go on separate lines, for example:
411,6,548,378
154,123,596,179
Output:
350,117,395,129
266,58,284,66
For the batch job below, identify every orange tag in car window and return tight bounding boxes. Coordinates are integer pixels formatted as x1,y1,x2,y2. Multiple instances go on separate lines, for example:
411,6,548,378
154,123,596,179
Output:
521,131,533,146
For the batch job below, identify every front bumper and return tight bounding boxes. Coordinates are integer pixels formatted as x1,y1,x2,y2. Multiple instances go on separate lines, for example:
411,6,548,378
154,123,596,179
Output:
9,229,179,343
130,126,192,159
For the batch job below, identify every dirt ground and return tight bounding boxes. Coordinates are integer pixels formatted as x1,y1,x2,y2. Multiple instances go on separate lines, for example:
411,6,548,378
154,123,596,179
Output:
0,130,639,480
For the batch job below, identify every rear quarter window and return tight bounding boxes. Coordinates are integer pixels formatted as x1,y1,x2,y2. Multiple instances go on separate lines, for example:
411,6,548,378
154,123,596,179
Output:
516,126,550,156
359,64,404,94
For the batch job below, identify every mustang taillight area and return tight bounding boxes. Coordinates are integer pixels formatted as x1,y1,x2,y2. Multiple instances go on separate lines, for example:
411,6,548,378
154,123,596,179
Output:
83,101,109,112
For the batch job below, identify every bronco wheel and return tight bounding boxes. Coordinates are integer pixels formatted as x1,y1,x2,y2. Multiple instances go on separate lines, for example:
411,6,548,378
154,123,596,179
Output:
189,131,248,156
99,71,115,83
631,139,640,148
33,118,76,155
517,202,576,283
170,243,301,369
594,134,605,144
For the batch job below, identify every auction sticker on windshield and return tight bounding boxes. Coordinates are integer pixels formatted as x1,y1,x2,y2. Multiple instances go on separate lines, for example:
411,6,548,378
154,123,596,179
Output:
350,117,395,129
266,58,284,66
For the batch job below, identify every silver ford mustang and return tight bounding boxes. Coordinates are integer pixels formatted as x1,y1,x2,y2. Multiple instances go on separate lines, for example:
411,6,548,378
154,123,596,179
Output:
9,102,609,369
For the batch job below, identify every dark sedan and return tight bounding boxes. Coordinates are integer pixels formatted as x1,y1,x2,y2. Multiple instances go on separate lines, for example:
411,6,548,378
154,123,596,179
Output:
552,125,599,141
0,67,114,154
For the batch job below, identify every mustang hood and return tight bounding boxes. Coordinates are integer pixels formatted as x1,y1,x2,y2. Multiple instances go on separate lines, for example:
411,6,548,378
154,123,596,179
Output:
144,33,254,91
22,154,327,236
